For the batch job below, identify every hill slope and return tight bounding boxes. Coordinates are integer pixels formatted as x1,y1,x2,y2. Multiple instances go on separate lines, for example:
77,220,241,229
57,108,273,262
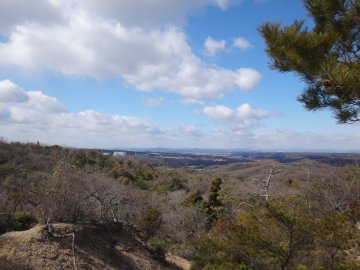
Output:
0,223,177,270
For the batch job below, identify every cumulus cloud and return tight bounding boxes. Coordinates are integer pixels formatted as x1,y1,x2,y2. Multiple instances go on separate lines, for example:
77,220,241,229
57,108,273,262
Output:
27,91,67,113
203,105,233,120
0,80,65,121
0,80,207,148
0,0,64,35
69,0,238,27
203,103,276,130
0,80,160,146
0,1,260,103
0,107,11,121
0,79,29,103
204,36,226,56
233,37,252,50
53,110,157,134
1,80,358,151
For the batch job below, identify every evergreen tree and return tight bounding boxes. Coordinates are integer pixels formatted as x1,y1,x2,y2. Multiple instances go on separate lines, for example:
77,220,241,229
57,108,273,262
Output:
203,177,224,227
259,0,360,123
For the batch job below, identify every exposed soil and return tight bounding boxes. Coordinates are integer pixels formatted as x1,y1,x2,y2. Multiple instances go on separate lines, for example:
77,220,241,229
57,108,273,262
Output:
165,252,192,270
0,223,181,270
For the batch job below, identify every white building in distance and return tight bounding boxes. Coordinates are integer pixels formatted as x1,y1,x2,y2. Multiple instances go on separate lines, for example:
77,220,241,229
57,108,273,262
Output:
113,151,127,156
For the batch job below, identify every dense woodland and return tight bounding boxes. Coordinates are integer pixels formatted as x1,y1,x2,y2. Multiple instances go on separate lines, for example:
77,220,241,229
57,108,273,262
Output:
0,140,360,269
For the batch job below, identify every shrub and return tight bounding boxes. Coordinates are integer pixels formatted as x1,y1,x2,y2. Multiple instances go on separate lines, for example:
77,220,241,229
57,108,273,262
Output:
12,211,37,230
184,190,203,206
0,211,37,234
0,163,14,177
168,177,187,192
140,208,162,240
148,239,167,262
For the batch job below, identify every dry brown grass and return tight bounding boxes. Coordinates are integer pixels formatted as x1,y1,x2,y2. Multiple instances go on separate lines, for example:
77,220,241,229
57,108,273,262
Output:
0,223,179,270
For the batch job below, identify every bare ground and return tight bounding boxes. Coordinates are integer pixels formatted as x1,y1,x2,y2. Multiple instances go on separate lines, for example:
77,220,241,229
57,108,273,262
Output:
0,223,181,270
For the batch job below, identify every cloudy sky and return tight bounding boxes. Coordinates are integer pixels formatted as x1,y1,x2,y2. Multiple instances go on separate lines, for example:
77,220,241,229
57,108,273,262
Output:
0,0,359,151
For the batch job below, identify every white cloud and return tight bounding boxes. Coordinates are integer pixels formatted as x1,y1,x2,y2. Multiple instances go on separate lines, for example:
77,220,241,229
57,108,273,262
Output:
0,80,161,146
233,37,252,50
164,123,204,139
204,36,226,56
54,110,156,134
181,98,205,105
0,107,11,121
251,129,360,151
203,105,233,120
233,68,261,89
143,97,164,107
1,80,358,151
67,0,239,27
27,91,67,113
0,79,29,103
0,0,64,35
0,80,208,148
0,2,260,103
0,0,241,31
236,103,272,119
182,128,360,151
0,80,66,123
203,103,275,131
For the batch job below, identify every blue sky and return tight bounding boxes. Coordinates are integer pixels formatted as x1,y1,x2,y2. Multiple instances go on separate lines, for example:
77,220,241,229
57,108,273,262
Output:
0,0,359,151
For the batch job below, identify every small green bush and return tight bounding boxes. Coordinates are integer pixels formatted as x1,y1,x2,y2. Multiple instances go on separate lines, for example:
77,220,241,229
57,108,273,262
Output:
141,208,162,240
0,211,37,234
148,239,166,262
13,211,37,230
184,190,203,206
168,177,187,192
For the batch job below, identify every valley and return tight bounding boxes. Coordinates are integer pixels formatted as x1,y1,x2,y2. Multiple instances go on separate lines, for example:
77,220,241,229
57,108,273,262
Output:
1,141,360,269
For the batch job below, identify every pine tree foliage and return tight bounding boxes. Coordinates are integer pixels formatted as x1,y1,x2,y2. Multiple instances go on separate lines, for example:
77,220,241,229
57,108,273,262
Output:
260,0,360,123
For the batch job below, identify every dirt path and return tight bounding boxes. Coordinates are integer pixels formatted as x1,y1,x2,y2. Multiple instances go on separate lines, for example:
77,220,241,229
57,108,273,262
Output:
165,252,192,270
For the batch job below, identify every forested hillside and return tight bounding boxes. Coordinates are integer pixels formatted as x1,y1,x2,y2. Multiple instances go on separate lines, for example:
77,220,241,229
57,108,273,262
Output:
1,140,360,269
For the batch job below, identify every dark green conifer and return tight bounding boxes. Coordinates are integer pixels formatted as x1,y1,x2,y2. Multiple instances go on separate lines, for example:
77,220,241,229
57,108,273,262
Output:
260,0,360,123
204,177,224,227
